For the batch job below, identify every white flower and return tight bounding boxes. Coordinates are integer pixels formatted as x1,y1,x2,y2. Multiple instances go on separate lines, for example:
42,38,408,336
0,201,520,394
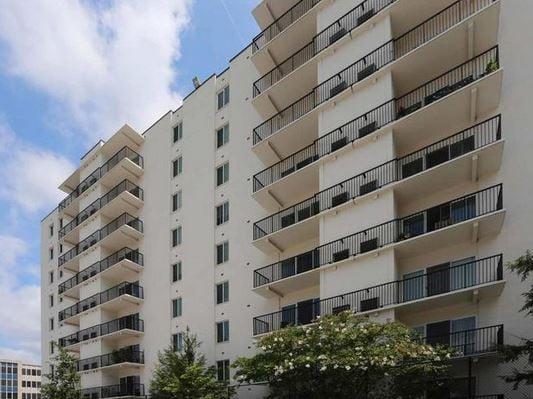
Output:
305,364,310,368
345,366,351,371
320,366,327,372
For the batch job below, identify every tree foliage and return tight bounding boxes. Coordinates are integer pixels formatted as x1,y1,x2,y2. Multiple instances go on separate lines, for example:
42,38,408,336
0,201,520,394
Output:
233,312,454,399
500,250,533,388
41,345,81,399
150,328,232,399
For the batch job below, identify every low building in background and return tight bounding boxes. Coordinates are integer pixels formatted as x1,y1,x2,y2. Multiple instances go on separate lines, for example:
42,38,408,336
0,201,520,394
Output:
0,360,41,399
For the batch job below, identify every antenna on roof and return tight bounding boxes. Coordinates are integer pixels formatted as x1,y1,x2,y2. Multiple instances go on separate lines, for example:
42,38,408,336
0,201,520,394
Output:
192,77,201,89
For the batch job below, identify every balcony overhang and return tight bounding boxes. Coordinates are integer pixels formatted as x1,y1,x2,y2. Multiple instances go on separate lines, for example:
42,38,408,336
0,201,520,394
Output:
251,2,321,75
253,210,505,298
61,294,143,326
392,1,500,97
252,0,301,31
78,361,144,375
393,68,503,154
60,258,144,300
253,159,319,212
253,138,504,255
394,280,505,317
100,158,144,188
64,328,144,353
60,191,143,245
60,225,143,273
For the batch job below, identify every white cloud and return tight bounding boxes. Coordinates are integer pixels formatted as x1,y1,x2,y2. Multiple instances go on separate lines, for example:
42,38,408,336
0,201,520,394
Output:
0,145,74,213
0,0,192,139
0,235,41,363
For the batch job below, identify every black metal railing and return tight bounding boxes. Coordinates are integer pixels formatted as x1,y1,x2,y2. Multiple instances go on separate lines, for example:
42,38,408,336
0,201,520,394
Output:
58,213,143,267
58,248,144,295
59,146,143,211
252,0,323,54
253,115,502,240
59,281,143,322
253,0,495,137
59,313,144,348
77,346,144,372
253,0,397,97
253,46,500,189
59,180,143,239
253,254,503,334
81,383,145,399
253,184,503,288
422,324,503,357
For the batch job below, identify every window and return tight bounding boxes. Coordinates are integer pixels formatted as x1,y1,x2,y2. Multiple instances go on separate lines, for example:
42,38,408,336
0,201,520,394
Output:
49,224,54,237
173,121,183,143
59,218,63,229
172,298,182,318
172,332,184,351
49,341,54,355
172,156,183,177
216,202,229,226
171,226,182,247
216,163,229,186
216,281,229,304
59,244,63,254
216,242,229,265
49,317,54,331
216,359,230,381
216,320,229,343
217,86,230,110
172,262,182,282
49,247,54,260
49,294,54,308
216,124,229,148
49,271,54,284
59,270,63,278
172,190,182,212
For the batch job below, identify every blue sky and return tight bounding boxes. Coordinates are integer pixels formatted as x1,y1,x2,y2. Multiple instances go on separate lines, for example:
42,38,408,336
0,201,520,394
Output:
0,0,259,362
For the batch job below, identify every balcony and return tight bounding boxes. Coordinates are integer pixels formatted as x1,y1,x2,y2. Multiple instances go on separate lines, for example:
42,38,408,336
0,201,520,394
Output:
253,185,504,296
253,255,503,335
253,115,503,252
58,213,143,272
59,147,143,217
59,313,144,351
81,383,145,399
59,180,143,244
59,248,144,299
421,324,503,358
252,0,499,131
77,346,144,373
59,282,143,325
253,0,398,100
253,46,502,208
252,0,323,63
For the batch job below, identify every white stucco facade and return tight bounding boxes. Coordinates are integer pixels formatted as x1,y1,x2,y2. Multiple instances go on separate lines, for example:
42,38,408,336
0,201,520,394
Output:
41,0,533,397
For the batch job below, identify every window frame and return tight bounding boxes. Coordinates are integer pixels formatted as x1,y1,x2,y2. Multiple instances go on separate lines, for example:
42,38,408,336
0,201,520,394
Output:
216,320,230,343
215,201,229,226
216,241,229,265
171,226,182,247
172,156,183,178
173,121,183,143
217,86,230,110
216,281,229,304
216,124,229,148
172,261,182,282
172,190,182,212
172,297,183,318
215,162,229,187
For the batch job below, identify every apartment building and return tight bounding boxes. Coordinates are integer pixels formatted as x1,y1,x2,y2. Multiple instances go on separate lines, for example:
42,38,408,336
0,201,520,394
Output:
41,0,533,397
0,360,41,399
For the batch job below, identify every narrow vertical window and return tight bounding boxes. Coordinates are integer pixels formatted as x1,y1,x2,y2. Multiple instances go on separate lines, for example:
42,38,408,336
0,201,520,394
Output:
216,359,230,381
172,298,182,317
217,86,230,110
172,190,182,212
173,122,183,143
216,321,230,343
172,156,183,177
216,202,229,226
172,262,182,282
216,124,229,148
171,226,182,247
216,242,229,265
216,281,229,304
216,163,229,186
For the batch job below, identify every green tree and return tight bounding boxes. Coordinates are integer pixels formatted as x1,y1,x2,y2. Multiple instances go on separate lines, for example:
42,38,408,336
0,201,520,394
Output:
233,312,454,399
150,328,233,399
500,250,533,388
41,344,81,399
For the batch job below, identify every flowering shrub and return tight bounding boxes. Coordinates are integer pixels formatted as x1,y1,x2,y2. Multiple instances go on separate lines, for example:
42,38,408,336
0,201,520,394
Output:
233,312,454,398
